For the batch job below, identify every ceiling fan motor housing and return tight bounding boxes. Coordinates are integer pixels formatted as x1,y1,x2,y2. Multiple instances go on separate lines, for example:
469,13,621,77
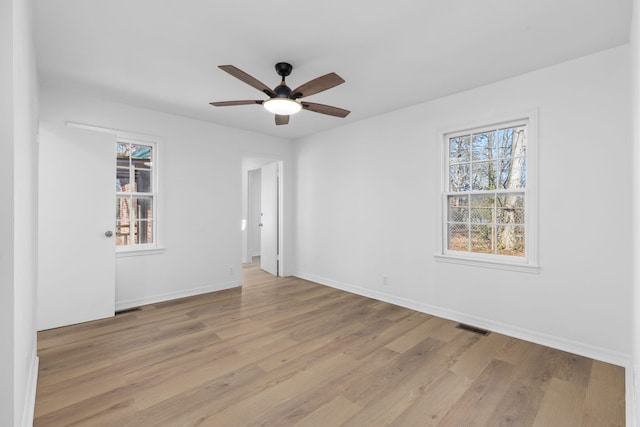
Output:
274,83,292,99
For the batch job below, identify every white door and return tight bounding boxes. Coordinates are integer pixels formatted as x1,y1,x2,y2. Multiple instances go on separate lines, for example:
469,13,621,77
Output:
38,122,116,330
260,162,278,275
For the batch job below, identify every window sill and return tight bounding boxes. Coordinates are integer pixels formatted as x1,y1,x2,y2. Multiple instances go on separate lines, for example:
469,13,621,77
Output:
116,247,165,258
434,253,540,274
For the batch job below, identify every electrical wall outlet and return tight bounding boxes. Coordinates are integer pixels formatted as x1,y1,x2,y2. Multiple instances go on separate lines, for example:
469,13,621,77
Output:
382,275,389,286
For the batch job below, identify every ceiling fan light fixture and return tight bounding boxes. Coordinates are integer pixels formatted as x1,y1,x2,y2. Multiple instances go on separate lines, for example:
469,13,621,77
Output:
263,98,302,115
211,64,349,125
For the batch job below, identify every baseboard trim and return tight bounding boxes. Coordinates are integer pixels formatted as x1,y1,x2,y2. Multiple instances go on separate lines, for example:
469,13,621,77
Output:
22,351,39,427
115,280,241,311
295,272,632,368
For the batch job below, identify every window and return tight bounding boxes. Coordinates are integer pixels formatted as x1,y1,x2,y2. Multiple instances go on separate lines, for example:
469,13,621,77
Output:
116,139,157,250
438,115,538,271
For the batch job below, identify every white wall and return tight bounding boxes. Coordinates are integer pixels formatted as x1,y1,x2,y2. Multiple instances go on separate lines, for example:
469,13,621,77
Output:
0,0,16,424
294,46,632,366
13,0,39,424
631,0,640,424
38,87,293,311
1,0,39,425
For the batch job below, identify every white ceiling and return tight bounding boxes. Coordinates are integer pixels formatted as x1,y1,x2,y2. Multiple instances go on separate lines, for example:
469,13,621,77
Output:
33,0,632,140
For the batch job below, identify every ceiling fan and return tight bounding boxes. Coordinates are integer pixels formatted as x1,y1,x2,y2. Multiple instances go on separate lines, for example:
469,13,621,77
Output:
210,62,350,126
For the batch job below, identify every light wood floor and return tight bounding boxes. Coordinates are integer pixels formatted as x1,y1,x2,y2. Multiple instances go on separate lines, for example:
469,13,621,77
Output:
35,261,625,426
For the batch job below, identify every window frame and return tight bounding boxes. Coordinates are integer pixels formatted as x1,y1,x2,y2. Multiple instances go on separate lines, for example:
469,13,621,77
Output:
435,111,539,273
115,137,159,254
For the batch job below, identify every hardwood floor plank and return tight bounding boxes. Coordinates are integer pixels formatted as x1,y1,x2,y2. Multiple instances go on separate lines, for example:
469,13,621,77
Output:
34,263,626,426
483,345,556,426
484,380,545,427
438,359,516,426
256,319,370,372
199,353,357,427
342,353,452,426
584,360,625,426
388,370,472,427
437,330,482,359
35,396,139,427
35,370,127,418
128,334,298,410
423,317,465,343
156,326,398,425
385,316,448,354
450,332,512,380
548,348,594,389
532,377,586,427
116,365,268,427
258,347,400,426
496,337,535,365
293,396,361,427
341,337,448,408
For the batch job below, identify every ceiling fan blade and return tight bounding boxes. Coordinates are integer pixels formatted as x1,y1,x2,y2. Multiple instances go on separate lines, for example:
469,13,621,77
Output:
275,114,289,126
302,102,350,118
209,100,263,107
218,65,276,97
290,72,345,99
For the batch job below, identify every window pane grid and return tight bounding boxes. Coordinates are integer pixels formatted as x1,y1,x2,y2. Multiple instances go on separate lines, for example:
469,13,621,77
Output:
115,140,155,247
446,122,526,257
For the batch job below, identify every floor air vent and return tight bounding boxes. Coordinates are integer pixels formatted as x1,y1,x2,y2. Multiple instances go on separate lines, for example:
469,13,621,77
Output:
115,307,141,315
456,323,490,336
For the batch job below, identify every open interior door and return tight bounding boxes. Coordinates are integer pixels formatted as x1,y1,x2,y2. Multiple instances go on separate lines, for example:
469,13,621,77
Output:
38,122,116,330
260,162,278,276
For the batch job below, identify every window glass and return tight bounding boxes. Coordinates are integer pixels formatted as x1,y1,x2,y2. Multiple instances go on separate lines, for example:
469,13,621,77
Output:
445,122,527,258
116,140,155,248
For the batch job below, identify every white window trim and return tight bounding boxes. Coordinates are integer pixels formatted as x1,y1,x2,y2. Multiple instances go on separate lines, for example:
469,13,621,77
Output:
66,122,164,255
435,111,539,273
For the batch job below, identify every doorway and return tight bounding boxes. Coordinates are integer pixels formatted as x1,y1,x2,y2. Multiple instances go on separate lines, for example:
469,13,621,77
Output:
242,155,284,278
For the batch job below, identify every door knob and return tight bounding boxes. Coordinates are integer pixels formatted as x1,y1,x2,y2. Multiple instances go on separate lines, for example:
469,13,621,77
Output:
258,223,263,227
105,230,114,237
